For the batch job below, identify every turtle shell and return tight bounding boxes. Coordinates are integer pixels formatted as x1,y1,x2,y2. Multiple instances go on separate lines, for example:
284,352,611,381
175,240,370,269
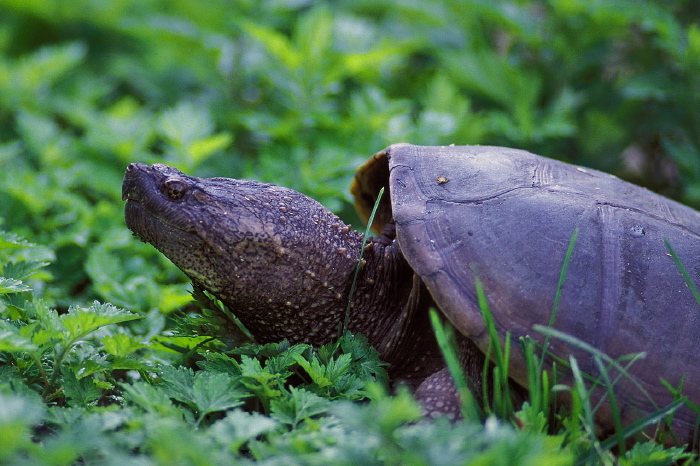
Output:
352,143,700,441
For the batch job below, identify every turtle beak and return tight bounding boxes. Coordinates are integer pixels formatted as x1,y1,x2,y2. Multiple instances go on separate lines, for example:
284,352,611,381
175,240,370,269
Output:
123,163,161,243
122,162,152,202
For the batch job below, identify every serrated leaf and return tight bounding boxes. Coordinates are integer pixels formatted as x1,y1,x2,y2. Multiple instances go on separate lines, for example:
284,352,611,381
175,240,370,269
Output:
264,343,311,374
59,302,142,342
295,348,366,399
93,380,114,390
63,370,101,408
0,327,37,352
122,382,177,415
109,356,150,371
238,356,283,405
159,365,197,403
101,334,145,357
2,260,49,281
620,439,693,465
238,355,265,378
199,352,242,376
270,386,330,428
0,277,30,293
338,332,388,383
210,410,278,452
0,231,35,250
122,382,181,417
230,339,296,359
295,354,333,389
191,372,247,419
30,328,56,347
159,366,247,423
74,353,109,379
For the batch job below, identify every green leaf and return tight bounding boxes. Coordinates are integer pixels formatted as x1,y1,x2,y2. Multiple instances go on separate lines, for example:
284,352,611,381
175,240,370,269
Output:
620,440,694,465
0,277,30,293
188,132,233,166
59,302,142,343
263,343,310,374
159,366,247,423
122,382,181,417
0,231,34,251
191,372,247,419
270,386,330,428
100,333,145,357
0,394,45,462
337,333,387,384
158,365,198,405
63,370,101,408
2,260,48,280
238,356,284,406
199,352,243,376
0,326,36,351
210,410,278,452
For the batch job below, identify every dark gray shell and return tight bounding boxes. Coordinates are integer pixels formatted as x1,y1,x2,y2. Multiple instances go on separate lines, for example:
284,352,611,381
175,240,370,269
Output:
353,143,700,440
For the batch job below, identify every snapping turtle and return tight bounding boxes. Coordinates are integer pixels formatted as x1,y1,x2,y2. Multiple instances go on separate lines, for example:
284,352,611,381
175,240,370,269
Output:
123,143,700,443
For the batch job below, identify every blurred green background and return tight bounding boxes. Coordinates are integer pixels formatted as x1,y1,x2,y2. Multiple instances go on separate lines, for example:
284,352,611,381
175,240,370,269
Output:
1,0,698,313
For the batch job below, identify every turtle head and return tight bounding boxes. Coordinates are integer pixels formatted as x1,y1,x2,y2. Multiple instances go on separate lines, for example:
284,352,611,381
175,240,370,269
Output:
122,162,363,343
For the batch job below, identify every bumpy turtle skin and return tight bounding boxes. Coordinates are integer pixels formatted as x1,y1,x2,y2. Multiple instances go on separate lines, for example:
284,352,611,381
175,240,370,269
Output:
361,143,700,443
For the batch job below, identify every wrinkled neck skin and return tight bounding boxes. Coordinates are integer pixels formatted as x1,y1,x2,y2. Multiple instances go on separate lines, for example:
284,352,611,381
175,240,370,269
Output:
189,194,431,376
193,184,434,377
349,241,437,373
220,213,426,356
217,209,436,382
206,200,426,364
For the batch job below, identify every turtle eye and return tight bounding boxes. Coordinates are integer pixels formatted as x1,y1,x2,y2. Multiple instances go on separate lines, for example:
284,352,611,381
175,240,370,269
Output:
163,178,188,200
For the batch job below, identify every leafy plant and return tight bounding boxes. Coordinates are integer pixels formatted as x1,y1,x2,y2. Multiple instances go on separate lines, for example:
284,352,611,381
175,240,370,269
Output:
1,0,700,463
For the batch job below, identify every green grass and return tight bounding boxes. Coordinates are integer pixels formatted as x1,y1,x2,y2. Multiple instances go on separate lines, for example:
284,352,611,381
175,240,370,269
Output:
343,187,385,337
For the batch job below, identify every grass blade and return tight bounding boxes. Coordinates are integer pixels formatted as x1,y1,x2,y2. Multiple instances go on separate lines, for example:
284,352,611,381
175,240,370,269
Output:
429,308,483,421
539,228,578,369
664,238,700,306
343,187,384,336
592,355,625,456
534,325,654,408
475,278,513,419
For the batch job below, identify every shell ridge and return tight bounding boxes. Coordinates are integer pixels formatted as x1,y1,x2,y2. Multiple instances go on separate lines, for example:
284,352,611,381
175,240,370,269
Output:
531,160,553,187
429,185,536,204
594,204,622,358
596,201,700,238
656,198,681,225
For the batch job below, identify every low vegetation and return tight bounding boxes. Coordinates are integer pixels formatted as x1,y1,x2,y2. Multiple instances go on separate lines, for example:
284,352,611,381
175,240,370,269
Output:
1,0,699,463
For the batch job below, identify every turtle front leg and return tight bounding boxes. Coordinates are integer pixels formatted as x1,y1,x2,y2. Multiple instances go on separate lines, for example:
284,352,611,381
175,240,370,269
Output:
413,334,486,420
414,367,462,420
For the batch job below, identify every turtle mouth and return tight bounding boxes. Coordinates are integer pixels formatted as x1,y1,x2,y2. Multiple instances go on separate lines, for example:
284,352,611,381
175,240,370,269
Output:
123,191,170,247
122,163,159,212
